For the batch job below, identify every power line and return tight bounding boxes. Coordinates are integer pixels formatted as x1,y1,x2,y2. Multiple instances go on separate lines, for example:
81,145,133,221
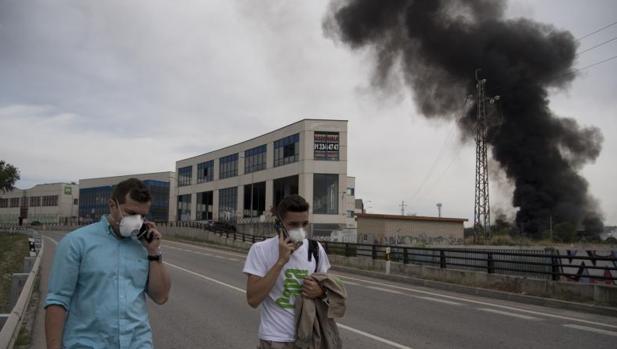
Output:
577,20,617,41
576,54,617,72
577,35,617,56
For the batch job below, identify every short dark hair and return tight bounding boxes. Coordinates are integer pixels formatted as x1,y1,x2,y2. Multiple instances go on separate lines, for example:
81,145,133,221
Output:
276,194,309,219
111,178,151,204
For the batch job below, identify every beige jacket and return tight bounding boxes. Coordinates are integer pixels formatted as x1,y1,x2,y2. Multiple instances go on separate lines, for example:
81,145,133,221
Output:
294,273,347,349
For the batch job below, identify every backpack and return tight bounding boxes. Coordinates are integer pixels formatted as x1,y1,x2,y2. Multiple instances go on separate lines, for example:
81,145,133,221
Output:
308,239,320,272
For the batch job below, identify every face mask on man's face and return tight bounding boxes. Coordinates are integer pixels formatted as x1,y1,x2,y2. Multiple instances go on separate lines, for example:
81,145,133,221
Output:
288,227,306,243
116,200,144,238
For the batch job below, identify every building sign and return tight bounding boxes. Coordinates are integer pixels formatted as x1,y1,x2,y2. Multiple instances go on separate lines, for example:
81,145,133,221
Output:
314,132,339,161
64,186,72,195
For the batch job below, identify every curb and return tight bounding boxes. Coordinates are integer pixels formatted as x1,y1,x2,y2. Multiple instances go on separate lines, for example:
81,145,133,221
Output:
331,265,617,317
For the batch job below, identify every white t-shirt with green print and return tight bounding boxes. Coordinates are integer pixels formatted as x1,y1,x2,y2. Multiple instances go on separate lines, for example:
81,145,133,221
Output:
243,236,331,342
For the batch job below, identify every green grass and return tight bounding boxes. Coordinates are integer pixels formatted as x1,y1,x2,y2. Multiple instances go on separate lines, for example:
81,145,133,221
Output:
0,233,29,313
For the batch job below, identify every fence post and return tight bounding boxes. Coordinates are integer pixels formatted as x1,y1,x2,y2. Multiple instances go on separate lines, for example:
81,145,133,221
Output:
440,250,446,269
345,243,351,257
252,235,256,244
372,244,377,260
403,248,409,264
487,252,495,274
551,251,560,281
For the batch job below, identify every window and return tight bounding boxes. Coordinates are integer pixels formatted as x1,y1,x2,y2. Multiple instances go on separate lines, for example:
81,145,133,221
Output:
243,182,266,218
314,132,340,161
273,175,299,209
244,145,267,174
274,133,299,167
178,166,192,187
177,194,191,221
42,195,59,207
0,198,8,208
197,160,214,183
219,154,238,179
143,180,170,222
197,191,213,220
73,198,79,205
79,186,112,221
219,187,237,220
9,197,20,207
347,188,355,196
30,196,41,207
313,174,338,215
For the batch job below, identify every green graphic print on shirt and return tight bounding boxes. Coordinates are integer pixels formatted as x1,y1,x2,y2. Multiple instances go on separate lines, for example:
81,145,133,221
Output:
275,268,309,309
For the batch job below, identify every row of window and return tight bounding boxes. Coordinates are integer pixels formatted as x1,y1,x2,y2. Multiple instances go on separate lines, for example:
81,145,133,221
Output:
176,174,340,220
0,195,60,208
178,133,305,187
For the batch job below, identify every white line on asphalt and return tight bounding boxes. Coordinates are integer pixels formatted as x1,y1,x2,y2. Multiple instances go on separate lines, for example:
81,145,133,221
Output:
366,286,404,295
166,261,413,349
44,236,58,245
337,324,414,349
342,281,363,286
335,274,617,329
417,297,463,306
165,262,246,293
478,308,541,321
563,324,617,337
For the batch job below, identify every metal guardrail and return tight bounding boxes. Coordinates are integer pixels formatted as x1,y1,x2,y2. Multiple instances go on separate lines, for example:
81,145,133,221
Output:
158,221,617,282
0,231,44,349
5,222,616,283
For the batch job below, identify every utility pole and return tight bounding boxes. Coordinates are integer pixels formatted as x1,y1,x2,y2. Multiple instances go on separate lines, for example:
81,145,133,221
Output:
473,69,499,243
400,200,407,216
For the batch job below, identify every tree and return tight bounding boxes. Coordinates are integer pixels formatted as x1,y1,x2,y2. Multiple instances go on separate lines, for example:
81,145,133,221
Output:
0,161,20,193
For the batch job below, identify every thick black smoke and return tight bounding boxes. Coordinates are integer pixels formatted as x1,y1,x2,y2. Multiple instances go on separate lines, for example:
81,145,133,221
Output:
324,0,604,238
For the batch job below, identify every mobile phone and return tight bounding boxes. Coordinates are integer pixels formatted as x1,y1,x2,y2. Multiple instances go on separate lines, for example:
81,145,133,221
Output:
137,222,154,243
274,214,289,239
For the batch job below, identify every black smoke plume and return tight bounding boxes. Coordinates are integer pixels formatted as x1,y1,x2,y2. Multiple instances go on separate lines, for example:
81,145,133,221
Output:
324,0,603,238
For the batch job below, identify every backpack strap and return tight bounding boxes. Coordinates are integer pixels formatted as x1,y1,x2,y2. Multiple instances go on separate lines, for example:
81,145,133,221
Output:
308,239,320,272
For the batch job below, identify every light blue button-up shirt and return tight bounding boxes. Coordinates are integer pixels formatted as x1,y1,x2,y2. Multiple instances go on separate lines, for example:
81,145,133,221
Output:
46,216,152,349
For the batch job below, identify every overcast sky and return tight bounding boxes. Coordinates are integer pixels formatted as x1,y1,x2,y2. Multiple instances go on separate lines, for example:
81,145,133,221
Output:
1,0,615,226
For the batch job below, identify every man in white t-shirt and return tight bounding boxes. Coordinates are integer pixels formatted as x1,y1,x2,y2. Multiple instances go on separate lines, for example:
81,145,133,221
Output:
243,194,331,349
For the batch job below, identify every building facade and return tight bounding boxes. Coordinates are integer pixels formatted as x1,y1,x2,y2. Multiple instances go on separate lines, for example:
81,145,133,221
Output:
79,172,175,222
172,119,355,237
357,213,467,246
0,183,79,225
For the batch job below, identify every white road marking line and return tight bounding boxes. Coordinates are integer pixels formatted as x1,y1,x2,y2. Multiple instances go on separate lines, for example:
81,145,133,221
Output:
342,281,362,286
165,245,242,261
164,239,246,258
165,261,412,348
335,274,617,329
44,236,58,245
337,324,414,349
165,262,246,293
478,308,541,321
563,324,617,337
417,297,463,306
366,286,404,295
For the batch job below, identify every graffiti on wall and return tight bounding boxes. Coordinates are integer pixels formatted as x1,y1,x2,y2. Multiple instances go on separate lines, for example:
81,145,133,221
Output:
558,249,617,285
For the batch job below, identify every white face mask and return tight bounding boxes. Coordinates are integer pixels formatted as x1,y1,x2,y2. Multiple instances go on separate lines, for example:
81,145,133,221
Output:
116,200,144,238
288,227,306,243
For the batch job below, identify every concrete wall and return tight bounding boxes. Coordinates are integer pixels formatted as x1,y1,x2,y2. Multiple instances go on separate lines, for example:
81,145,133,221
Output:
357,215,465,245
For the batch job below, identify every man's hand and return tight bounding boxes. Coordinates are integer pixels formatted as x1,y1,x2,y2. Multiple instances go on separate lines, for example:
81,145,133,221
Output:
277,232,296,266
141,221,162,255
302,277,325,299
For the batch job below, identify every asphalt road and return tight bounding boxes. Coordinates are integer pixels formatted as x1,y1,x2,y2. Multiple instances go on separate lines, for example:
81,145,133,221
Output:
31,231,617,349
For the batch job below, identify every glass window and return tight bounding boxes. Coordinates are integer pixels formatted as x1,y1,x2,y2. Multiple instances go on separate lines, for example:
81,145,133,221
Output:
42,195,58,207
197,191,213,220
243,182,266,218
30,196,41,207
143,180,170,222
177,194,191,221
178,166,193,187
79,186,113,221
273,175,299,209
314,132,340,161
219,187,237,220
313,174,339,215
219,154,238,179
0,198,8,208
244,145,267,174
9,197,20,207
197,160,214,183
274,133,299,167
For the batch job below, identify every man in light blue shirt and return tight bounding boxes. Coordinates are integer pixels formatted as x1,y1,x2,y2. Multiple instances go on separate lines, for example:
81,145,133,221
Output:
45,178,171,349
